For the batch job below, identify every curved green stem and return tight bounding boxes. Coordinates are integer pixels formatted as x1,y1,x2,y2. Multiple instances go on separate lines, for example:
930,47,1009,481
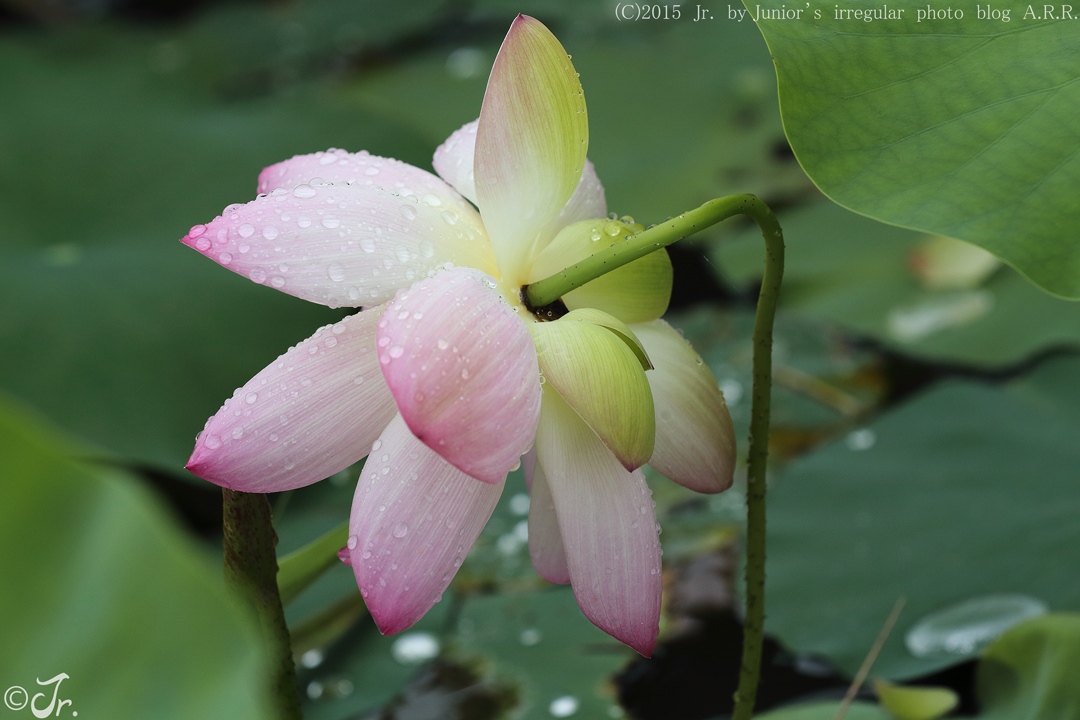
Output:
524,194,784,720
223,489,304,720
525,194,774,308
733,200,783,720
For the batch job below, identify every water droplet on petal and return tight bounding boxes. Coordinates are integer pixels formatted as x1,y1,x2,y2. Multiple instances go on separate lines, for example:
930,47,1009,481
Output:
419,240,435,258
400,205,417,220
328,263,346,282
293,184,316,198
238,223,255,238
393,522,409,538
249,268,266,283
189,224,207,238
322,215,340,229
422,193,442,207
347,535,358,549
205,435,222,449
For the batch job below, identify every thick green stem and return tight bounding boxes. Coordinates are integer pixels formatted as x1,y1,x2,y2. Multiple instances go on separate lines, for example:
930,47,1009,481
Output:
524,194,784,720
733,201,783,720
223,489,304,720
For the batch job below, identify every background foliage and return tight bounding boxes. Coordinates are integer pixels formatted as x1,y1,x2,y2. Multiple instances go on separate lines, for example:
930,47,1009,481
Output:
2,0,1078,717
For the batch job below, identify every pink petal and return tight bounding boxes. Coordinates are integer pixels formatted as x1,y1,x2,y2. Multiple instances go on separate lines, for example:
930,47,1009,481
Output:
632,320,737,494
475,15,589,284
349,414,503,634
181,162,496,309
186,308,397,492
527,457,570,584
258,148,451,197
432,120,479,204
377,267,541,484
534,389,662,656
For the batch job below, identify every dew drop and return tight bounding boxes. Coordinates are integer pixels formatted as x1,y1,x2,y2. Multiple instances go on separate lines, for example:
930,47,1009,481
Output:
328,263,346,282
322,215,341,229
399,205,417,220
393,522,409,538
389,345,404,358
195,237,211,251
293,184,316,198
360,238,376,253
188,224,207,238
249,268,266,283
271,275,285,288
220,252,233,264
422,193,442,207
205,435,222,449
347,535,358,549
238,223,255,238
419,239,435,258
441,210,458,225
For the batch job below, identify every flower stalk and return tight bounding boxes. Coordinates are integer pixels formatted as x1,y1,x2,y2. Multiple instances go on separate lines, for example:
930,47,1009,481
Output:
222,489,304,720
525,194,784,720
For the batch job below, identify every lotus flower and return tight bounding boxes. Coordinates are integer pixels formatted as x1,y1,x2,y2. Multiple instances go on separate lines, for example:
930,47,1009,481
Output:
182,15,735,656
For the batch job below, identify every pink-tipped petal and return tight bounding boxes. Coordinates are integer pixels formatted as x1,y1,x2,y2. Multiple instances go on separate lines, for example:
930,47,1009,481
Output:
337,546,352,566
181,162,496,309
186,308,397,492
632,320,737,494
475,15,589,284
534,389,662,657
433,120,479,204
527,455,570,584
258,148,455,197
377,267,541,483
349,414,504,634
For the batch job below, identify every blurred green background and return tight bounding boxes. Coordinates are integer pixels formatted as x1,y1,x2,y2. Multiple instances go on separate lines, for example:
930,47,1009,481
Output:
2,1,1080,718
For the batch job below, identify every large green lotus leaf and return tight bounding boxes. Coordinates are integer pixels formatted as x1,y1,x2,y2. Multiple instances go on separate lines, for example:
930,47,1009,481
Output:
0,393,267,718
0,30,431,473
451,586,633,720
713,202,1080,366
752,5,1080,297
765,365,1080,680
977,614,1080,720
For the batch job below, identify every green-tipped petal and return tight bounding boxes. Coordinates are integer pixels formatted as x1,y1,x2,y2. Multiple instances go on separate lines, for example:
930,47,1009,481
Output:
529,319,654,471
529,219,672,323
561,308,652,371
475,15,588,285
